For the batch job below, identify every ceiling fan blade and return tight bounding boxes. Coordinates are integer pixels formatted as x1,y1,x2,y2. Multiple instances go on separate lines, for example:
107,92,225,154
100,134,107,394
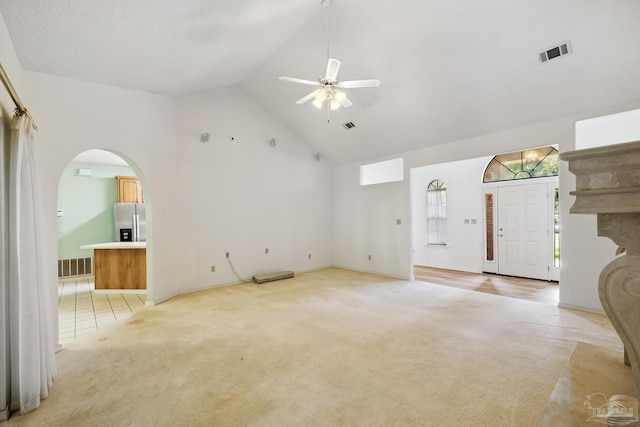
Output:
341,95,353,108
337,79,381,88
279,76,320,86
325,58,341,81
296,91,317,105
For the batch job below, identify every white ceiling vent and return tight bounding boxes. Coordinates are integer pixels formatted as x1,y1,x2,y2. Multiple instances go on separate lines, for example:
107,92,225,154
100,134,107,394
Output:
343,122,356,130
539,41,572,63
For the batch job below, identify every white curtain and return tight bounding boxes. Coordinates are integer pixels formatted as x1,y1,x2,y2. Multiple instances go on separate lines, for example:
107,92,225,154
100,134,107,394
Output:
426,189,447,245
8,114,56,414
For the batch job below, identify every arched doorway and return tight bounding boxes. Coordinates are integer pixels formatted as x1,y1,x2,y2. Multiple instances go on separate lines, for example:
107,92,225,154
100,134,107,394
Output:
56,149,151,344
482,146,559,281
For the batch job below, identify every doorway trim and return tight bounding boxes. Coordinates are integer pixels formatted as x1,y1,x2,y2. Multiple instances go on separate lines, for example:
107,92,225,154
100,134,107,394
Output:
56,149,153,303
482,178,559,281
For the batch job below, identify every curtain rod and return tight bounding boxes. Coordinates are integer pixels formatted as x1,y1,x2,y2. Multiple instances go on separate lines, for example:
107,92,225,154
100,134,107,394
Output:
0,62,38,131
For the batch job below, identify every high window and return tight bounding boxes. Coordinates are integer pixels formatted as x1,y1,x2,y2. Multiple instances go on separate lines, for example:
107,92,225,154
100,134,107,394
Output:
426,179,447,245
360,157,404,186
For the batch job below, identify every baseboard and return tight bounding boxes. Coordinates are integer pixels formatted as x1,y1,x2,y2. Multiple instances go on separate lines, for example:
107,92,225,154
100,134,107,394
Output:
414,263,482,274
198,265,337,290
147,266,409,306
557,302,605,315
332,265,411,281
151,266,408,304
291,266,334,275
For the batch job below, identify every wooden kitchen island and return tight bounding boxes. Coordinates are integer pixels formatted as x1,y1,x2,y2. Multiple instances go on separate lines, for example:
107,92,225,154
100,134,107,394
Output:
80,242,146,291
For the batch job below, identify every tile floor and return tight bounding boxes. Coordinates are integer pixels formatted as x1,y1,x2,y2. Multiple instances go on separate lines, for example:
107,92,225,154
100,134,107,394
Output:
58,277,146,344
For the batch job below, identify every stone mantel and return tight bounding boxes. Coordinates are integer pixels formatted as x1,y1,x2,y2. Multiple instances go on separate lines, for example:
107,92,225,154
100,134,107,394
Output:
561,139,640,425
561,140,640,214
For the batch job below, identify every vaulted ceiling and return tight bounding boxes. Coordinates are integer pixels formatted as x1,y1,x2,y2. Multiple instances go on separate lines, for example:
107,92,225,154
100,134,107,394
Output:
1,0,639,164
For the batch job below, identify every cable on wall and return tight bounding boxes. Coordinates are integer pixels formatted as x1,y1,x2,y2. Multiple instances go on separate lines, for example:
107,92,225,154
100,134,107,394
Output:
226,254,251,283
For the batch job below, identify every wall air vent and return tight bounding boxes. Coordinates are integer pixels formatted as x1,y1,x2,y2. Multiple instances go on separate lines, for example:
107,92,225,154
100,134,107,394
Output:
539,41,572,63
343,122,356,130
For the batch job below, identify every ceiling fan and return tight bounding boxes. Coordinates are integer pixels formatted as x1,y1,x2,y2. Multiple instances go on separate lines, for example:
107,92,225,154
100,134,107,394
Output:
279,58,380,110
278,0,380,112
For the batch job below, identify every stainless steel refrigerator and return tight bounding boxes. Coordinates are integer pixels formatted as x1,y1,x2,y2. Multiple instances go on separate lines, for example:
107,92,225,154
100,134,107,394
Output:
114,203,146,242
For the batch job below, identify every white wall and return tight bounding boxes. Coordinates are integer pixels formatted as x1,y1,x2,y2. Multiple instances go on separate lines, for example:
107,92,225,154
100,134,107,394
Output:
411,157,491,273
24,71,181,304
23,74,334,302
559,107,640,311
0,14,23,117
334,103,640,313
333,167,409,278
333,118,573,282
173,87,334,292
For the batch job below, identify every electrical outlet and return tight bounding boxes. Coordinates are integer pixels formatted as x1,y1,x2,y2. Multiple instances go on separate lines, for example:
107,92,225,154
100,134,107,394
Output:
265,248,269,254
225,252,230,258
396,219,401,225
210,266,215,272
368,255,372,260
308,254,311,259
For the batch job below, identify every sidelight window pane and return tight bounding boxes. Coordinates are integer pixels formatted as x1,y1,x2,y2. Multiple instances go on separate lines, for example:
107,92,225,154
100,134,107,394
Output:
485,193,494,261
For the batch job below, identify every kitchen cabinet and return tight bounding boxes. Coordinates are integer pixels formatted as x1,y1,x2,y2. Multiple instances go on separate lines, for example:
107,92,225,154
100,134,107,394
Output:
116,175,144,203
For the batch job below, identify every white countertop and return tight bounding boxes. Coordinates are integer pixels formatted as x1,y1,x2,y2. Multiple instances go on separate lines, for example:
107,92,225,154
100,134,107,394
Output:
80,242,146,250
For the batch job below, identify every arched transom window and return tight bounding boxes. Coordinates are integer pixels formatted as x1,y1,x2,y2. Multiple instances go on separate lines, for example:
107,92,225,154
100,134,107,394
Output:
483,147,558,183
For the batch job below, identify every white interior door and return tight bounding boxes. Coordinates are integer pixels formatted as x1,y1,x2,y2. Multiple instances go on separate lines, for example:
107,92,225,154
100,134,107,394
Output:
497,183,549,280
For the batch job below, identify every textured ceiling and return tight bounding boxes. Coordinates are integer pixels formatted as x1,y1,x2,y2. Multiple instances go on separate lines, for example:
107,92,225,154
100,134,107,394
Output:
0,0,319,95
1,0,640,165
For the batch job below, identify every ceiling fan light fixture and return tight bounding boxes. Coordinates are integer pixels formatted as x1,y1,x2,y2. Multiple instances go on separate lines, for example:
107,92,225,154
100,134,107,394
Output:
278,0,380,117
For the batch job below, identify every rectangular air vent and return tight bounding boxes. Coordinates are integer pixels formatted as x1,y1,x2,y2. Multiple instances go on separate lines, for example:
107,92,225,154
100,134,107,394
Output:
343,122,356,129
58,257,93,278
539,41,571,63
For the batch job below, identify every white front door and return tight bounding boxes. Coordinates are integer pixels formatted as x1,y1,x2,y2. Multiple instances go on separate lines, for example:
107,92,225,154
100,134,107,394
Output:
497,183,550,280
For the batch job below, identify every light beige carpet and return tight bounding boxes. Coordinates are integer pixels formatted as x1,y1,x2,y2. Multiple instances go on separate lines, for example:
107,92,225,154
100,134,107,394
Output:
7,268,622,426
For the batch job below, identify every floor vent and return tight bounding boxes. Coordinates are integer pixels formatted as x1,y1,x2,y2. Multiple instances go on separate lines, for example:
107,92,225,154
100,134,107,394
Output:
58,257,93,279
539,41,571,63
